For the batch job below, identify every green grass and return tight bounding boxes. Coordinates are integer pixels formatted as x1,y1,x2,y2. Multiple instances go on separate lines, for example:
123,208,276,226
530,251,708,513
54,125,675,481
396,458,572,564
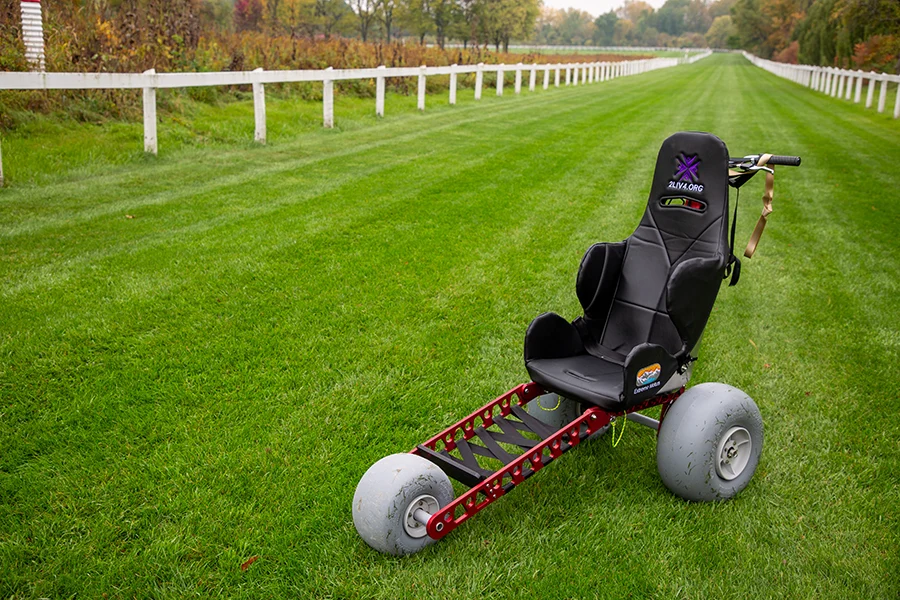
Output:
507,47,691,58
1,54,899,598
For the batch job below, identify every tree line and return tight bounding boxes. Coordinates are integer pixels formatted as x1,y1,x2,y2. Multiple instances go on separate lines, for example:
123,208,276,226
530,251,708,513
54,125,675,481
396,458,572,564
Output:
1,0,896,74
732,0,898,71
227,0,541,52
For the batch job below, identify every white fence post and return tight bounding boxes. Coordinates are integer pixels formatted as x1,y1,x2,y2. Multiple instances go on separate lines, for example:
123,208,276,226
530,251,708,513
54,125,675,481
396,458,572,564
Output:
529,65,536,92
865,72,876,108
323,66,334,128
894,82,900,119
854,72,863,103
542,66,549,90
573,65,579,85
252,67,266,143
554,66,560,87
142,68,158,154
449,64,457,105
844,73,853,100
565,66,571,85
417,65,426,111
514,63,522,94
496,65,504,96
475,63,483,100
837,73,846,99
375,65,385,117
877,77,887,113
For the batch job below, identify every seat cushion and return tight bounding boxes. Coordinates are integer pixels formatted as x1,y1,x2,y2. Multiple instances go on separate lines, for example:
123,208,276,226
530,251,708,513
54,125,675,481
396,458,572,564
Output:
526,354,625,411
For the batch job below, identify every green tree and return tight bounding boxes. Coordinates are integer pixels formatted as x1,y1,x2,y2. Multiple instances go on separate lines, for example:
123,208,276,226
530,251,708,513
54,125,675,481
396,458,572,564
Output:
731,0,773,55
654,0,689,36
430,0,460,48
377,0,399,40
351,0,378,41
705,14,737,47
478,0,539,52
557,8,595,45
398,0,433,44
593,11,618,45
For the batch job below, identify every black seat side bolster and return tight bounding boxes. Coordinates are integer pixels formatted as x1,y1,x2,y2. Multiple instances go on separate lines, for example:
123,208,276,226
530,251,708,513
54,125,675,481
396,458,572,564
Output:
576,241,627,321
524,312,585,362
622,343,680,407
666,255,726,353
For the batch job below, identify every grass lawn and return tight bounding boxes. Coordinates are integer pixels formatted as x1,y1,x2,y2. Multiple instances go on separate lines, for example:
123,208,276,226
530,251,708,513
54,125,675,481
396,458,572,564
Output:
506,47,693,58
1,53,898,598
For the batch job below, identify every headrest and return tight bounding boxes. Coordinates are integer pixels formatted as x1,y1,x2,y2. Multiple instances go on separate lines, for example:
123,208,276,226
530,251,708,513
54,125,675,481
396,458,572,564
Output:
644,132,730,243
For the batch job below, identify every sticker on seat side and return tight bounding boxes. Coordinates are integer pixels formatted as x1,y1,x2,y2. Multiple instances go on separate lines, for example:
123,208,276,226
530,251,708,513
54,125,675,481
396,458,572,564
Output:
636,363,661,386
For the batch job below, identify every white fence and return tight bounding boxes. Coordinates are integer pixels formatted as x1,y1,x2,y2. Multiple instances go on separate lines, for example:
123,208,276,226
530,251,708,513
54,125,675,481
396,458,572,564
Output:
0,51,711,183
450,44,708,54
743,51,900,119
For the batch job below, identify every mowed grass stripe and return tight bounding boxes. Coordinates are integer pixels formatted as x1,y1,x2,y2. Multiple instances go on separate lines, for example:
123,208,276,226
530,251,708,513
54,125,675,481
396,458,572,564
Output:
0,55,898,598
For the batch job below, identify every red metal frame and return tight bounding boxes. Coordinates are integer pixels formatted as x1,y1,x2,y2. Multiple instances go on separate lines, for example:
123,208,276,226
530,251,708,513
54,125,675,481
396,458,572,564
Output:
415,382,545,454
411,383,684,541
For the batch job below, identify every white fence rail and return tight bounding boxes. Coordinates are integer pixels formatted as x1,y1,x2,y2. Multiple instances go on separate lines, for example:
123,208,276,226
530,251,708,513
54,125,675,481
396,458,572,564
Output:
450,44,709,54
743,51,900,119
0,51,710,179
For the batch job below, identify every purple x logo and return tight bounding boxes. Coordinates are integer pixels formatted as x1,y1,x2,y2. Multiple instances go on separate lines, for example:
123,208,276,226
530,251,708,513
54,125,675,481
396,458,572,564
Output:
674,154,700,183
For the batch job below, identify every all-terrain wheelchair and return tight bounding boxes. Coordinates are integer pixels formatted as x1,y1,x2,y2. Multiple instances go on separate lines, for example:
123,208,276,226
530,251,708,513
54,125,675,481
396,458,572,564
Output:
353,131,801,556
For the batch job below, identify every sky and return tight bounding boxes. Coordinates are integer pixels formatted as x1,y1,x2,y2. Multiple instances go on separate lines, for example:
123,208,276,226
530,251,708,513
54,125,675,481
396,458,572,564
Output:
541,0,668,17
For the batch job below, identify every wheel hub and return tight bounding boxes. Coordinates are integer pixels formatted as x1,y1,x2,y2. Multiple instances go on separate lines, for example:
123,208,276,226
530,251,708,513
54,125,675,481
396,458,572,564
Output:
403,494,439,539
715,426,752,481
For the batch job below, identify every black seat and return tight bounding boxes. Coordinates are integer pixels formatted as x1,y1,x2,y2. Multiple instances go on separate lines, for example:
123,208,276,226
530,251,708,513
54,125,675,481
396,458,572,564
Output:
524,132,732,411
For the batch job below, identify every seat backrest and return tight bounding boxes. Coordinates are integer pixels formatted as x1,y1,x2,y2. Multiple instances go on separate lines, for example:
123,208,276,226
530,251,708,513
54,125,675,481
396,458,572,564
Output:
598,131,731,357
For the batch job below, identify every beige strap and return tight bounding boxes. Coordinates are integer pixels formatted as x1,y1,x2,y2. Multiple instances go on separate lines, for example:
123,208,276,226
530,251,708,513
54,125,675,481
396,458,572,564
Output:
744,153,774,258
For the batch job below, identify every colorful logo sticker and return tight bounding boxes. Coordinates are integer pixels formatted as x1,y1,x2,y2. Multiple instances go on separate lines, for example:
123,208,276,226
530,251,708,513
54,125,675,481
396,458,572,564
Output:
636,363,661,386
674,153,701,183
667,153,704,193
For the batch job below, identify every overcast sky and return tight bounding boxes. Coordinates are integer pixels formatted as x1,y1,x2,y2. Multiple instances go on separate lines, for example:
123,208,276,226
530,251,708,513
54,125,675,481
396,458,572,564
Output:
542,0,668,17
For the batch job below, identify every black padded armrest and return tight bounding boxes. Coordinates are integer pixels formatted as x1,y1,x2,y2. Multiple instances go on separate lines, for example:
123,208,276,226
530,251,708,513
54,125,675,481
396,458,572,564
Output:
667,256,725,352
524,312,585,362
622,343,679,407
576,241,626,321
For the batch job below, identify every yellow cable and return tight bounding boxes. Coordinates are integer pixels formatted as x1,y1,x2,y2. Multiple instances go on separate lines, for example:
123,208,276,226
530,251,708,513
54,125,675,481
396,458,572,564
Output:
611,415,627,448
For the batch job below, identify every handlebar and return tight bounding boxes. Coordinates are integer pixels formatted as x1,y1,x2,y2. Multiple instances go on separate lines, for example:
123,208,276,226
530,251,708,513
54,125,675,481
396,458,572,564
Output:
729,154,802,169
765,155,802,167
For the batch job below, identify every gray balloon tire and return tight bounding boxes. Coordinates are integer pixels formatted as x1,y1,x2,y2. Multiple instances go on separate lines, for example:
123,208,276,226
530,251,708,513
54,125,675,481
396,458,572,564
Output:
352,453,454,556
656,382,763,502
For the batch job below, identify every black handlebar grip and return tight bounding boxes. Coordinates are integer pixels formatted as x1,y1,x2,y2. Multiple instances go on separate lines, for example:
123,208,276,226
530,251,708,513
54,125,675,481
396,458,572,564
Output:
766,155,802,166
